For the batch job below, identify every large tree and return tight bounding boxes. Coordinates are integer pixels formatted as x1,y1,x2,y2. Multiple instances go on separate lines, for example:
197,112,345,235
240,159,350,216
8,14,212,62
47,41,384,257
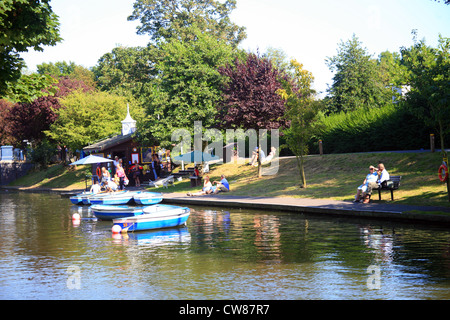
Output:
5,76,94,147
0,0,62,96
37,61,96,88
46,91,138,152
138,27,239,147
278,60,322,188
92,46,155,97
217,53,287,177
128,0,246,46
401,34,450,201
325,34,392,114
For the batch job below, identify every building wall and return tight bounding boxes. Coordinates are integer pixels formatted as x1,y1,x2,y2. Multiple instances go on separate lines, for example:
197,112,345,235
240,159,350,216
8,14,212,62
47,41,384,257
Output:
0,162,34,185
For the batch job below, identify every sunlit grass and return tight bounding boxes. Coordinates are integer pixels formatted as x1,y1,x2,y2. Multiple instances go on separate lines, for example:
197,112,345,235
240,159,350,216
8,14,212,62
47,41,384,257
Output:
9,151,450,207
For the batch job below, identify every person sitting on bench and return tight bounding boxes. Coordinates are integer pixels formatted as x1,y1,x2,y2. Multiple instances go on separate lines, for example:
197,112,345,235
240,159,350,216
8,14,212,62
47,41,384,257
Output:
363,163,390,203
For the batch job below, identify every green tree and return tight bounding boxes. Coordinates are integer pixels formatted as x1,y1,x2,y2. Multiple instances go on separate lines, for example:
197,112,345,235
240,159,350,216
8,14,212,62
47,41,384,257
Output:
0,0,62,96
3,72,57,103
278,59,322,188
377,51,409,88
325,34,391,114
45,91,139,152
401,34,450,200
37,61,96,88
138,27,240,147
128,0,246,46
92,46,155,98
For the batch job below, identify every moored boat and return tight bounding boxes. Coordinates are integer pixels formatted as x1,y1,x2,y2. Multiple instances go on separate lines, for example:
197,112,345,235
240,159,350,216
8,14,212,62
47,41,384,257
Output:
113,205,190,232
91,204,147,220
70,192,95,205
133,191,163,205
89,191,139,205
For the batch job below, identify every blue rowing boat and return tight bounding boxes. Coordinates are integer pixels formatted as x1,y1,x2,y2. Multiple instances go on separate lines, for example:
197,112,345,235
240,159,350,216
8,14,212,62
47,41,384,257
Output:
70,192,96,205
91,204,148,220
113,205,190,232
133,191,163,205
89,191,138,205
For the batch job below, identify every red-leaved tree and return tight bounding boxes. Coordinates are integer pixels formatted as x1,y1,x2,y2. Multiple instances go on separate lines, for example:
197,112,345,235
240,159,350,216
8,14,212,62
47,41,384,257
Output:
5,77,94,147
217,53,287,177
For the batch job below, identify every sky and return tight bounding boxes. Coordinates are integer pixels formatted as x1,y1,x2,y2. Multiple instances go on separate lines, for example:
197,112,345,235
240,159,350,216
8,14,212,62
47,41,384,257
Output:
21,0,450,98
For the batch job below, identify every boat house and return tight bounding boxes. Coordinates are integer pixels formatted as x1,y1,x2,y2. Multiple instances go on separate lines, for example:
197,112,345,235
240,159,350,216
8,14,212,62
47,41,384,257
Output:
82,105,169,184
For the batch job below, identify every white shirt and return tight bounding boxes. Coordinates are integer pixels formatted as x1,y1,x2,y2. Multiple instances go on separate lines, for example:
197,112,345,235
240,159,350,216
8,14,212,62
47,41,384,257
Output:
378,169,390,184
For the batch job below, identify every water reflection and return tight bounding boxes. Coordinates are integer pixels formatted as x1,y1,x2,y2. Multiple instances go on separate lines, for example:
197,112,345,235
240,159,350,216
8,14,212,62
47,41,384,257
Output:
1,191,450,299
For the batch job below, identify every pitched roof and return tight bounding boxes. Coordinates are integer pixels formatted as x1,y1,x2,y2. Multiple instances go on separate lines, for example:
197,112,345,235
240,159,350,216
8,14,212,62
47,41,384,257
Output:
83,133,133,153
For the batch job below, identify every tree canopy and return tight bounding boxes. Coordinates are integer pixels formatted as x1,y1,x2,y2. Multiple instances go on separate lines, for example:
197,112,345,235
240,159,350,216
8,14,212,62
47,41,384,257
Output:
128,0,246,46
325,34,392,114
0,0,62,96
217,52,287,130
46,91,138,152
137,27,240,147
401,34,450,152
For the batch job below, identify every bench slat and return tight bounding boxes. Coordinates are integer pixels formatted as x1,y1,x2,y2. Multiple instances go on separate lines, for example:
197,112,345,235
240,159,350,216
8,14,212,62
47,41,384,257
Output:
377,176,402,201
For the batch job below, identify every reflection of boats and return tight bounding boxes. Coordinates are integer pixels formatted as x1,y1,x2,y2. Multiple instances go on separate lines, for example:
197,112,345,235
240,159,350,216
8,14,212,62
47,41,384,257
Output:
89,191,139,205
91,204,147,220
70,192,96,205
113,205,190,232
132,192,163,205
126,227,191,246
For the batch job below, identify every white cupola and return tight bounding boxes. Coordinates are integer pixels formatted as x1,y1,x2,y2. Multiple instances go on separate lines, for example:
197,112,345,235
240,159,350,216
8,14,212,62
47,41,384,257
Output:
121,103,137,135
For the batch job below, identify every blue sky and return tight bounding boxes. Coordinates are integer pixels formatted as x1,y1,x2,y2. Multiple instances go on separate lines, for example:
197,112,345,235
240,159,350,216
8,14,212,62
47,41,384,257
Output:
22,0,450,97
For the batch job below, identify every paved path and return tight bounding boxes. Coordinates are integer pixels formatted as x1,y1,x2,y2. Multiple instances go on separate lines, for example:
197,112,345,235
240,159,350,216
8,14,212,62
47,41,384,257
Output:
161,192,450,225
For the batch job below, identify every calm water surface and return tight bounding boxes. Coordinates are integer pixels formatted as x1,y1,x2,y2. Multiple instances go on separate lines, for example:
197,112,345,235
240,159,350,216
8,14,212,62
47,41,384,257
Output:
1,191,450,300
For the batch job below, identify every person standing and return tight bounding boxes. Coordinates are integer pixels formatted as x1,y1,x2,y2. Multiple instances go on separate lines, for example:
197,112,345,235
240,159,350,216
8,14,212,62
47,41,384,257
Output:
116,163,126,190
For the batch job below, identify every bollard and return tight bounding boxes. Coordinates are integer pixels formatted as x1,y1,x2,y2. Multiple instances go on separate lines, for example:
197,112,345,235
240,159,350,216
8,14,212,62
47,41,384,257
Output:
319,140,323,156
430,134,435,153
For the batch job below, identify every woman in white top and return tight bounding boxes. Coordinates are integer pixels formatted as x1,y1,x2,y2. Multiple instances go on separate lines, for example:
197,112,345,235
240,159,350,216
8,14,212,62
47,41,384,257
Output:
187,176,213,196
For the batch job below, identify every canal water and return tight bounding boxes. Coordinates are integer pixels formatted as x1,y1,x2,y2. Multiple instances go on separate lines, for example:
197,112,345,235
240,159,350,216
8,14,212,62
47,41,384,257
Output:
1,191,450,300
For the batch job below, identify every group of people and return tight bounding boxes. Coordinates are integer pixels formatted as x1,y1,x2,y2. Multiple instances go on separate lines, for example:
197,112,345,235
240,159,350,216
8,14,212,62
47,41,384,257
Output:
90,158,128,194
186,174,230,196
354,163,390,203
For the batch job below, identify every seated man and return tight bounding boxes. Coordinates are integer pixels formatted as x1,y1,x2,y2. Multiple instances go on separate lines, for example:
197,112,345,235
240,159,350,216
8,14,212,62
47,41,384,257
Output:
363,163,390,203
212,174,230,194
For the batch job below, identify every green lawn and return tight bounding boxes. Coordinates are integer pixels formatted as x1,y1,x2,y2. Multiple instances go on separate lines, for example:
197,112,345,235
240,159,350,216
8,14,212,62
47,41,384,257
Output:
9,152,450,207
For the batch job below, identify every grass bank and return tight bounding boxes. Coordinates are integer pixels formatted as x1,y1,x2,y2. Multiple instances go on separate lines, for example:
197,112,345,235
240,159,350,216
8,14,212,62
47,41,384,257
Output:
7,152,450,207
162,152,450,208
8,164,89,190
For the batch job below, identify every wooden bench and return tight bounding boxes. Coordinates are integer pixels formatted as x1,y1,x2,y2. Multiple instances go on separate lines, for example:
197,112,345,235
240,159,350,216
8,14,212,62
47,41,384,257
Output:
375,176,402,201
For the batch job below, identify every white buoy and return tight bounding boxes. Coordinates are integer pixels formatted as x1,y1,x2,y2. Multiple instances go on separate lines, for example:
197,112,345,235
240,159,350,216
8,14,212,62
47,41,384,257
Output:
72,213,81,221
112,225,122,234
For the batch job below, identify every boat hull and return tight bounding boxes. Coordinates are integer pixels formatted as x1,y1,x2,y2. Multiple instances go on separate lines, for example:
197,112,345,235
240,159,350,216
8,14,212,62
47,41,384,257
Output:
91,204,146,220
133,192,163,205
70,192,95,205
89,191,138,205
113,206,190,232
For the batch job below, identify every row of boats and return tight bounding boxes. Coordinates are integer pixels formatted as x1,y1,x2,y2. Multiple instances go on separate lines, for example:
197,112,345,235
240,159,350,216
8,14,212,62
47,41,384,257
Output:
70,190,190,233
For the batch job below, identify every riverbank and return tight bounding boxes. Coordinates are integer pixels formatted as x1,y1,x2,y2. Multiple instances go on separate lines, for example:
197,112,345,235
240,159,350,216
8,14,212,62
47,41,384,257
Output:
3,151,450,224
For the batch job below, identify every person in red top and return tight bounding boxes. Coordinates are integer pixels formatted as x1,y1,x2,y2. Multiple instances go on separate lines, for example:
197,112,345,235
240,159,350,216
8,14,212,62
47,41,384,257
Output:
131,160,142,187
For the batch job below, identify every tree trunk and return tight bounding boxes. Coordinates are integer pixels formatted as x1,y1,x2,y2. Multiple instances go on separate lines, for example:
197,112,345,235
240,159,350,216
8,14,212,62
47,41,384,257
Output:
295,155,306,188
258,142,262,178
